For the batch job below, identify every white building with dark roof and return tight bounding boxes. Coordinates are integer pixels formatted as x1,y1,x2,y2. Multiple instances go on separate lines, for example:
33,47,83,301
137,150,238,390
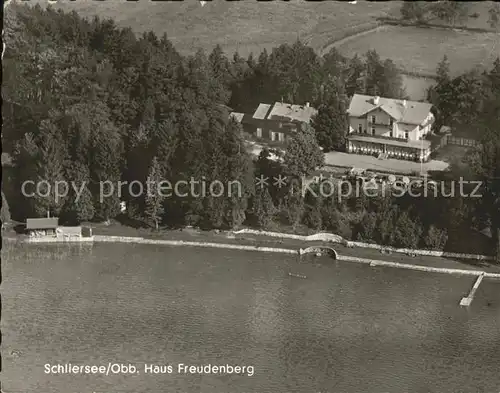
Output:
249,101,317,142
347,94,435,161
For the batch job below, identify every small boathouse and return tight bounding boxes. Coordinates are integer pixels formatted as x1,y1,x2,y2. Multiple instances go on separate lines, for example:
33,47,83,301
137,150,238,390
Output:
25,217,92,241
26,217,59,237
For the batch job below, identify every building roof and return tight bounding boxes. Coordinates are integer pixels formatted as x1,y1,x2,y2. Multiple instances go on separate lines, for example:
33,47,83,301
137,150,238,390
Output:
252,104,273,120
348,134,431,150
229,112,256,125
252,102,317,123
348,94,432,125
266,102,317,123
26,217,59,230
229,112,245,123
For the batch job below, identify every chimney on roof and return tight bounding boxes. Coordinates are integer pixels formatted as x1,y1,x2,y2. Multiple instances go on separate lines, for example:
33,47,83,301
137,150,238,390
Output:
305,102,310,108
373,96,380,105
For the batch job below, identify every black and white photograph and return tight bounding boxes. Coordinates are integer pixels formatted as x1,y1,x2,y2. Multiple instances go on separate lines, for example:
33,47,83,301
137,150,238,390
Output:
2,0,500,392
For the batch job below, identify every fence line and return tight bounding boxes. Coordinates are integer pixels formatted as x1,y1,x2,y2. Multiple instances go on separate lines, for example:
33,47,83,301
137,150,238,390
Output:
445,134,477,147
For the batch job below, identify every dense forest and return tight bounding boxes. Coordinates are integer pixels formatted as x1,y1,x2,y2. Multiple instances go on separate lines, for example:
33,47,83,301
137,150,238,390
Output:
2,4,499,260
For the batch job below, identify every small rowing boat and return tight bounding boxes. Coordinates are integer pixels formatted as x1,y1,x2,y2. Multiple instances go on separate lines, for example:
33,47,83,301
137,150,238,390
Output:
288,272,307,279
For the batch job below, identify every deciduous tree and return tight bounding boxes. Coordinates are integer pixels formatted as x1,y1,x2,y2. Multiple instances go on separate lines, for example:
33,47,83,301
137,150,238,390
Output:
424,225,448,250
311,79,348,152
431,1,469,26
392,211,423,249
284,123,324,178
400,2,428,22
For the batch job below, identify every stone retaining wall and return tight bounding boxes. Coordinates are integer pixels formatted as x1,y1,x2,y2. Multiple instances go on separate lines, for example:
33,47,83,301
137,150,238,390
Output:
93,236,298,255
20,234,500,279
232,229,493,261
347,241,493,261
338,255,500,279
26,236,94,243
233,229,344,244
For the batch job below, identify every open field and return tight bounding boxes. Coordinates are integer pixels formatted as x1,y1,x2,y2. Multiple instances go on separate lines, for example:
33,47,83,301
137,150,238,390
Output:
420,1,499,31
336,25,500,77
32,0,401,56
16,1,498,70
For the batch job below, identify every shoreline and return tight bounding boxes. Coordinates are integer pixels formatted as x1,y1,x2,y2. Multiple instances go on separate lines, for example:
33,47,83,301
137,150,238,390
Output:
91,235,500,279
5,224,500,279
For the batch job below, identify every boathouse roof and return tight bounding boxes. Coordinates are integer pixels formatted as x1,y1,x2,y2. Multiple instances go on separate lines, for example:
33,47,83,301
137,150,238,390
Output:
26,217,59,230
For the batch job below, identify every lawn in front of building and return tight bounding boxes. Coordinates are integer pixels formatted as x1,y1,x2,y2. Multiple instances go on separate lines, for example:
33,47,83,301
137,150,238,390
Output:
324,151,449,175
431,145,475,177
247,141,449,175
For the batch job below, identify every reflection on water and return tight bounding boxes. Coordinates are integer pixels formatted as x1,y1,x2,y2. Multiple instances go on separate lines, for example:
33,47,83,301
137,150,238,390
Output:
3,243,500,393
402,74,436,102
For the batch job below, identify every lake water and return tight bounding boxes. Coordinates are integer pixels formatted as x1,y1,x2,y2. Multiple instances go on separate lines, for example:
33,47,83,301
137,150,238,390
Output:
402,74,435,102
3,243,500,393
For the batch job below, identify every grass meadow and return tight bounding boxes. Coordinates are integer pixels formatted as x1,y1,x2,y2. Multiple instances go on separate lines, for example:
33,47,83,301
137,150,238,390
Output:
40,0,401,56
13,1,500,101
335,24,500,77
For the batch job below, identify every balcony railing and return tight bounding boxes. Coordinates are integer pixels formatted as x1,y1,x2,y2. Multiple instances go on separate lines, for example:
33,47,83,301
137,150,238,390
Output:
368,120,393,127
348,132,408,143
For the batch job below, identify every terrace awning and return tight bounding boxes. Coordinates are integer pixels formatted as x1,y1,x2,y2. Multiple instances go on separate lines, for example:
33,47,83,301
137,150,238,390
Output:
348,134,431,150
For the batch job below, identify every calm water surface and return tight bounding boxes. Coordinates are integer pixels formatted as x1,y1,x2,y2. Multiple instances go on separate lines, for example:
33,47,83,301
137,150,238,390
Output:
402,74,435,102
3,243,500,393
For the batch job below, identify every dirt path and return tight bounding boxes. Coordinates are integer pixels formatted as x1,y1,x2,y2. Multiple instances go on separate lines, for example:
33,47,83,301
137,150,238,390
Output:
319,24,388,56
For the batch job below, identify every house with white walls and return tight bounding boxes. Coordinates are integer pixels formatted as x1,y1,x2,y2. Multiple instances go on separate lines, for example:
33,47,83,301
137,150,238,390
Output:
347,94,435,161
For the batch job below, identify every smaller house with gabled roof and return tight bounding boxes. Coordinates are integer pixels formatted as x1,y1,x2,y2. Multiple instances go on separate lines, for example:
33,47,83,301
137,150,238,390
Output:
25,217,93,241
26,217,59,237
347,94,435,161
233,101,318,143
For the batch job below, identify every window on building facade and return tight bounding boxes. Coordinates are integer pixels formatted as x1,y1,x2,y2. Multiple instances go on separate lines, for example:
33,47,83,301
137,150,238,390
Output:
270,131,276,141
390,119,394,127
405,132,409,139
256,128,262,138
279,132,285,142
371,115,376,124
358,124,362,133
371,127,375,135
390,131,393,137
